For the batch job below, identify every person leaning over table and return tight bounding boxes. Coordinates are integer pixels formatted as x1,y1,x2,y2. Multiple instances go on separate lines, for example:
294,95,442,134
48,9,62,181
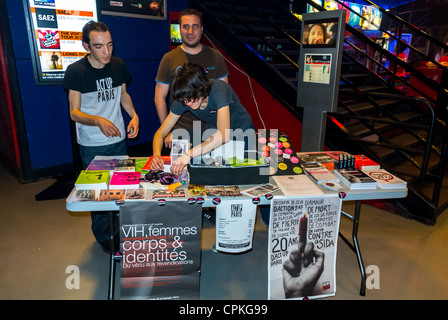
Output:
154,8,229,148
150,62,255,175
62,20,139,254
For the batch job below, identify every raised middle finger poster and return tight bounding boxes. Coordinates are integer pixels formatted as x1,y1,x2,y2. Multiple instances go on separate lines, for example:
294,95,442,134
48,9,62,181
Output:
268,195,342,299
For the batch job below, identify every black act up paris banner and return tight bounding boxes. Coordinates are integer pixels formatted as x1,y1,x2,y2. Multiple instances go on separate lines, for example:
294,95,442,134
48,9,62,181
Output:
119,201,202,300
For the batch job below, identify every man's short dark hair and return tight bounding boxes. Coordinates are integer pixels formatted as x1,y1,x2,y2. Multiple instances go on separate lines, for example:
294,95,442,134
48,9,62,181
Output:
173,63,211,103
179,8,203,26
82,21,109,45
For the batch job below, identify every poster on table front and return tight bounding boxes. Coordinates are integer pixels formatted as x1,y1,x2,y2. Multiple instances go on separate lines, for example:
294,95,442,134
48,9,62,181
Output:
24,0,100,84
215,198,257,253
268,195,342,300
119,201,202,300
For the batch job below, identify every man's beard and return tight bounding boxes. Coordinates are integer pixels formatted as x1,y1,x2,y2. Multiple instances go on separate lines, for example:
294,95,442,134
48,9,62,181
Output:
183,39,200,49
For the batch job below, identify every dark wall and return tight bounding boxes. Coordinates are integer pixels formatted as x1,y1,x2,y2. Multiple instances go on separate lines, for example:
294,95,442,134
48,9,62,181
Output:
3,0,187,181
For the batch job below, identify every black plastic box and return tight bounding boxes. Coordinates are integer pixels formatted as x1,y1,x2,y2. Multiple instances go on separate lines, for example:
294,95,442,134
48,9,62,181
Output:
188,151,270,186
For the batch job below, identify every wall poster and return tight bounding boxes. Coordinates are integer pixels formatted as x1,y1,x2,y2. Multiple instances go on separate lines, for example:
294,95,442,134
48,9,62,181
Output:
268,195,342,300
23,0,100,85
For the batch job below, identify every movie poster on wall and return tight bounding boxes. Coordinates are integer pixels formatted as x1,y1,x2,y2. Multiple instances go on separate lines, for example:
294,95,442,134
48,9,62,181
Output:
24,0,100,84
119,201,202,300
268,195,342,300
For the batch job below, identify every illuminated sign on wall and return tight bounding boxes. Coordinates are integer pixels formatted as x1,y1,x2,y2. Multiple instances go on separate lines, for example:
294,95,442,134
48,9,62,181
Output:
307,0,382,31
24,0,100,85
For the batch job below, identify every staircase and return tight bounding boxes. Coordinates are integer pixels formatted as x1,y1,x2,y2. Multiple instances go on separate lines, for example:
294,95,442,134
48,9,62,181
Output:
190,0,448,225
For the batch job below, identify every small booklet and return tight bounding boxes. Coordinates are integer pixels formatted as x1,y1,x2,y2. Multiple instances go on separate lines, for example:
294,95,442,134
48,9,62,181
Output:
242,183,281,197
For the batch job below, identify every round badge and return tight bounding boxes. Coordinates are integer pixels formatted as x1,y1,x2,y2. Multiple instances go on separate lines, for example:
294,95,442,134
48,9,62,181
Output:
252,197,260,204
293,166,303,174
157,199,166,206
196,197,205,204
279,137,288,142
269,137,277,143
187,197,197,204
284,148,293,155
265,194,273,200
258,137,267,144
212,198,221,205
278,163,287,170
282,142,290,148
261,145,270,152
274,149,283,155
149,2,159,10
290,156,299,163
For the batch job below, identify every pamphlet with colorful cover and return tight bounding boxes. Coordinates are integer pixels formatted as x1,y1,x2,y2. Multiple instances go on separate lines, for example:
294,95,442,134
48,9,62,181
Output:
75,170,110,190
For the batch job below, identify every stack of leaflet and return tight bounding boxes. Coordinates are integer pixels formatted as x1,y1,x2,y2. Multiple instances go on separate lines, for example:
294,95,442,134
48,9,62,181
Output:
362,169,407,189
75,170,110,190
334,168,377,190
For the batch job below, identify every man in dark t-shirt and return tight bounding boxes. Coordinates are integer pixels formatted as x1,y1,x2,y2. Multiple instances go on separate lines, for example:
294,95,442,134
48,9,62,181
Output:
154,8,228,147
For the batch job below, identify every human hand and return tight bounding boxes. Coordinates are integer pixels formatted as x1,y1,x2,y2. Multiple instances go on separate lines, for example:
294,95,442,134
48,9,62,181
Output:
170,154,190,176
97,117,121,138
127,117,139,139
150,155,165,171
282,241,325,298
164,133,173,149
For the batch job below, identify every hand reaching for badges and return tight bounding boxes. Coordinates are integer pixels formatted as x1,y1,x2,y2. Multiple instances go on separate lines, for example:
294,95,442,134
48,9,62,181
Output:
282,241,325,298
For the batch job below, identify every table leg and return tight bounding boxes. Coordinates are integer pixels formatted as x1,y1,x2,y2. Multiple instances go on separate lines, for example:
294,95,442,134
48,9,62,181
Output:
352,200,366,296
339,200,366,296
108,211,116,300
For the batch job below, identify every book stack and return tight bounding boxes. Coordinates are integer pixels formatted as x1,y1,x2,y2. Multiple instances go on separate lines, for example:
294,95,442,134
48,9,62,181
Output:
362,169,407,189
302,163,340,184
334,168,377,190
75,170,110,190
354,154,380,171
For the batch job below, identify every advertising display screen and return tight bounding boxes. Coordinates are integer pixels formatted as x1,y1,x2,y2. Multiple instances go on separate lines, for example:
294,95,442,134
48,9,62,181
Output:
24,0,100,85
302,18,339,48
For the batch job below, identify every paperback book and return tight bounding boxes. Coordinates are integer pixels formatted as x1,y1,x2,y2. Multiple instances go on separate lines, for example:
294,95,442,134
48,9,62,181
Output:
86,159,116,172
152,189,186,199
302,162,340,184
97,189,125,201
334,168,377,190
362,169,407,189
75,170,110,190
124,188,146,200
109,172,141,189
205,186,242,197
114,159,135,172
